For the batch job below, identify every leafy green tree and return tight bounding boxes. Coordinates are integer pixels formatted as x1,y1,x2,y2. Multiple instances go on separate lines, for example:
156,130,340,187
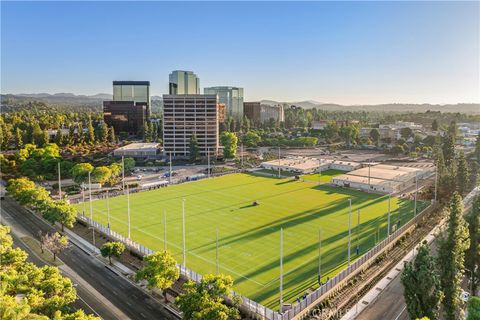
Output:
71,163,94,185
123,157,135,172
55,129,64,147
44,200,76,231
401,242,442,320
41,232,69,261
220,131,238,159
135,251,179,302
400,127,413,140
99,122,109,144
109,126,116,144
467,297,480,320
91,166,112,184
242,131,261,147
339,125,359,146
438,193,470,320
86,117,95,144
241,115,250,133
475,133,480,163
176,274,241,320
189,134,200,162
456,151,470,195
432,119,439,131
15,127,24,149
442,132,456,167
100,242,125,265
369,128,380,146
466,195,480,294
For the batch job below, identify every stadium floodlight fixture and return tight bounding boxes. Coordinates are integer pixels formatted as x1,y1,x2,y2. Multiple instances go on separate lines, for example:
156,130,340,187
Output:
88,171,95,250
387,194,391,235
348,198,352,266
106,190,111,231
127,184,131,239
279,227,283,314
182,198,186,267
58,161,62,199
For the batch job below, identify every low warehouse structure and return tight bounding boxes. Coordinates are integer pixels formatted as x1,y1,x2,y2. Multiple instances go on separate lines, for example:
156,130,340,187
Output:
260,157,361,174
331,164,431,194
113,143,163,159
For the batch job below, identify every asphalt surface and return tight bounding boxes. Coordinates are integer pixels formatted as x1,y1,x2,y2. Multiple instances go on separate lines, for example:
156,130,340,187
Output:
1,197,177,320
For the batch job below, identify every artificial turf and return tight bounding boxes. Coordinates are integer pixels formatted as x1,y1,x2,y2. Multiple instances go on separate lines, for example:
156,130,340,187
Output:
75,171,425,310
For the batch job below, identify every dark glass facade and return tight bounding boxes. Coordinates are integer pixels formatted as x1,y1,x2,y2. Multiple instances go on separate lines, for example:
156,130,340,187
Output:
103,101,146,134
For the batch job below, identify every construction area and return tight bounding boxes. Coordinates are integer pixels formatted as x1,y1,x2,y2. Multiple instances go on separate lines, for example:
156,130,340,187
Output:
260,157,361,174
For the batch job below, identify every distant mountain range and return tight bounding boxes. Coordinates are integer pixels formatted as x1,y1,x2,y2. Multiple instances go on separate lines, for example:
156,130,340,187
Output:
1,93,479,114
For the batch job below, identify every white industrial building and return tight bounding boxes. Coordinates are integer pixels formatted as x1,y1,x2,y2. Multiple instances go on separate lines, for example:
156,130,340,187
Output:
113,143,163,159
260,157,361,174
331,164,430,194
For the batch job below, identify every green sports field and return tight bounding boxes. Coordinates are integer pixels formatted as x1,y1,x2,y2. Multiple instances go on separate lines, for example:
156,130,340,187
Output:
75,170,425,310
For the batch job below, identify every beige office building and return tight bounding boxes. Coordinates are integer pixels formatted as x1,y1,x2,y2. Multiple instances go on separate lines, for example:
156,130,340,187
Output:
163,95,219,158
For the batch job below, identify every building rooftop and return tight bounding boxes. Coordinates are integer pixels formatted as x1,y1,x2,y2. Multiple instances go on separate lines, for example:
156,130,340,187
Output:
113,81,150,86
114,143,161,151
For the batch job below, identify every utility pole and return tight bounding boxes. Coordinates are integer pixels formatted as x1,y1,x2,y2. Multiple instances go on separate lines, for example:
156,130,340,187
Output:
58,161,62,199
368,161,371,192
163,210,167,252
122,156,125,192
216,226,219,275
278,147,281,178
182,198,186,267
348,198,352,266
279,228,283,314
127,185,131,239
434,165,438,202
318,229,322,284
88,171,95,251
387,194,391,235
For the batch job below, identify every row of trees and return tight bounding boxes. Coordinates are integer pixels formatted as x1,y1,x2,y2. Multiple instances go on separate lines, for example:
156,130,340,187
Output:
401,193,480,320
6,177,77,231
0,226,99,319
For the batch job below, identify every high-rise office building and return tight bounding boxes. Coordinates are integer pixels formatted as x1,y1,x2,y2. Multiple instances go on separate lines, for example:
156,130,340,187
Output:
204,86,244,120
169,71,200,95
112,81,151,119
103,101,146,134
244,102,284,125
162,95,218,158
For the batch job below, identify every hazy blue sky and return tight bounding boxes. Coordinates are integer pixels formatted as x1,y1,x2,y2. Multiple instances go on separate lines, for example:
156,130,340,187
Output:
1,1,479,104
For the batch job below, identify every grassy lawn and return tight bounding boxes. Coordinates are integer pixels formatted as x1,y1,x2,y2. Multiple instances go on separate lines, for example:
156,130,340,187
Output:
75,173,426,310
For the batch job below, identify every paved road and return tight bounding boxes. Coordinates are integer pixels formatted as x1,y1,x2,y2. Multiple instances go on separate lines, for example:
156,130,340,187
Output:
1,197,177,320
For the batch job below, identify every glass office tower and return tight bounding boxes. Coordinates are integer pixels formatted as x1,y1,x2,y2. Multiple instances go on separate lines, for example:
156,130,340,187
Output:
112,81,151,119
169,71,200,95
204,86,244,120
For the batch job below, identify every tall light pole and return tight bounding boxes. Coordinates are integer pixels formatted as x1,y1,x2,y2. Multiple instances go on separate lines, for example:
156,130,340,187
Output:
387,194,391,235
348,198,352,266
356,208,360,255
182,198,186,267
278,147,281,178
169,152,172,184
318,229,322,284
163,210,167,252
122,156,125,192
106,190,111,231
127,185,131,239
88,171,95,251
58,161,62,199
414,172,418,216
207,147,210,179
216,226,219,275
241,144,244,168
279,228,283,314
82,183,86,216
434,165,438,202
367,161,371,192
